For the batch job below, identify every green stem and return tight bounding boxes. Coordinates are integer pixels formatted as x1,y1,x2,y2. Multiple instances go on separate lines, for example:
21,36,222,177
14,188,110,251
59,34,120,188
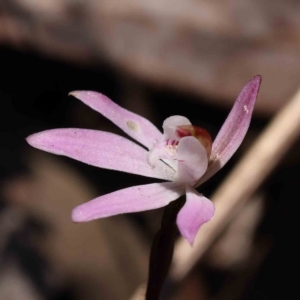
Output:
145,197,185,300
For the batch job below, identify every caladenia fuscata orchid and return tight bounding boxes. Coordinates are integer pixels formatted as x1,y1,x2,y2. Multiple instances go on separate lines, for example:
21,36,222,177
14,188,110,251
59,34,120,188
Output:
26,76,261,246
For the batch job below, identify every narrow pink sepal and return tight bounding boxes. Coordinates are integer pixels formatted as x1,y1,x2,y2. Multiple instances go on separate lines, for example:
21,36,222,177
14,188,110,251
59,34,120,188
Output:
198,75,261,185
176,186,214,245
70,91,162,149
72,182,185,222
26,129,175,181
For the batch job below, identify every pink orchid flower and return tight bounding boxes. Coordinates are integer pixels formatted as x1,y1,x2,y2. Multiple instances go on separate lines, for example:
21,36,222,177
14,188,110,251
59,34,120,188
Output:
26,76,261,245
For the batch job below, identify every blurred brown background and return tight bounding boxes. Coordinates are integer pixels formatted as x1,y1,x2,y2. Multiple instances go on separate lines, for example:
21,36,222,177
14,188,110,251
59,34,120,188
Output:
0,0,299,299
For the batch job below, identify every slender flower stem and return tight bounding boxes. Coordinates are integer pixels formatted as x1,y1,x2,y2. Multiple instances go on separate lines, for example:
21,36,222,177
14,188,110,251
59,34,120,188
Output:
145,196,185,300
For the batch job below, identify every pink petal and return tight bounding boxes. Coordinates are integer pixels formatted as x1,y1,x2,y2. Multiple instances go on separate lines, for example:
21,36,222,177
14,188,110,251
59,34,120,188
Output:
72,182,185,222
177,186,215,245
26,129,176,181
70,91,162,149
198,75,261,185
176,136,208,184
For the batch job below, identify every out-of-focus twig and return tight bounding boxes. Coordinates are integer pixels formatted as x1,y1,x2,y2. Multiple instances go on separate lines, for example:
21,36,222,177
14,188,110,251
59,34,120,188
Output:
207,193,265,270
130,285,146,300
130,85,300,299
171,84,300,281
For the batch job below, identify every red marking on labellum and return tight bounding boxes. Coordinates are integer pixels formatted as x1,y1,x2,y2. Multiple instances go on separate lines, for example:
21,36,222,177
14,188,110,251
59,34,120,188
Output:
176,125,212,157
